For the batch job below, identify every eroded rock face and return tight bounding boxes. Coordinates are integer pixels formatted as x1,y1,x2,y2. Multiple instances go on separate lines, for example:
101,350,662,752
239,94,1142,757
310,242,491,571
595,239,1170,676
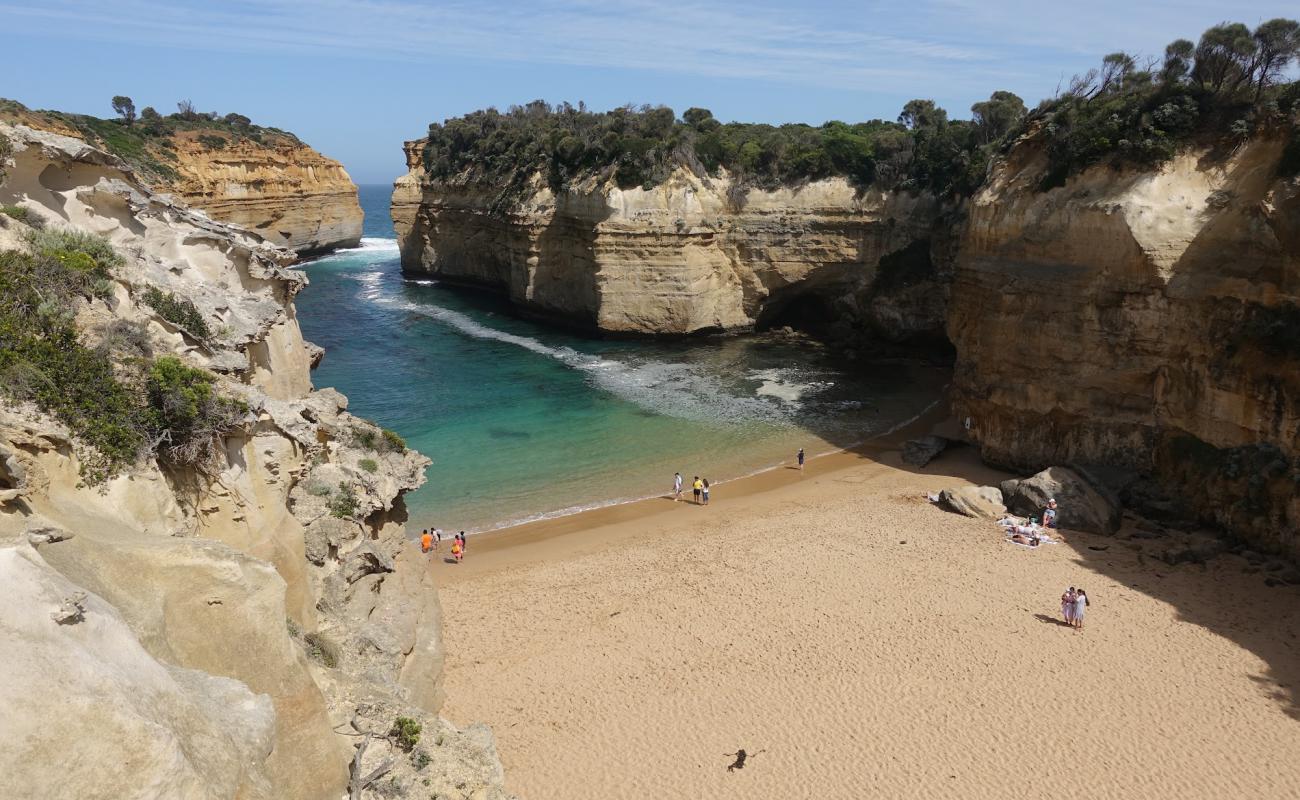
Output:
162,133,363,255
1,106,362,254
394,139,954,339
0,124,511,800
949,136,1300,556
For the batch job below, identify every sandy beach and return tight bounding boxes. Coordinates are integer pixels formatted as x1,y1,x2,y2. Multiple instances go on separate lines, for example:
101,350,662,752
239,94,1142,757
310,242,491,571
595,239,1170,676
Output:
434,442,1300,799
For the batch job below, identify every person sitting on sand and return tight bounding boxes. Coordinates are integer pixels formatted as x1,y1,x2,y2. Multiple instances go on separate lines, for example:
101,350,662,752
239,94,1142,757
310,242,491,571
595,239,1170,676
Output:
693,476,703,504
1043,498,1059,529
1073,589,1089,630
1062,587,1076,626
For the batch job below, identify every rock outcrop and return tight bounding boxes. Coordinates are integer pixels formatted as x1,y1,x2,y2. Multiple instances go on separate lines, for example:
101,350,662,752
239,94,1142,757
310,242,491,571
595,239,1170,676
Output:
0,124,509,799
394,139,954,341
161,131,363,255
948,135,1300,555
0,100,362,254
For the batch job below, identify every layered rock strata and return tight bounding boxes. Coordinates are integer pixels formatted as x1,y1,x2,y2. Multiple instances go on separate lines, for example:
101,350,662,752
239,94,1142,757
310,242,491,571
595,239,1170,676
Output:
0,124,509,799
948,135,1300,556
0,101,362,254
162,131,363,255
393,140,954,341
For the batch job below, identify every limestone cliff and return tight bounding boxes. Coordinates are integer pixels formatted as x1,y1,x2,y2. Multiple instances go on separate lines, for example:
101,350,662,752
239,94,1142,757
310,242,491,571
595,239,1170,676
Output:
0,99,362,255
948,135,1300,557
0,125,509,799
394,139,955,343
159,131,363,255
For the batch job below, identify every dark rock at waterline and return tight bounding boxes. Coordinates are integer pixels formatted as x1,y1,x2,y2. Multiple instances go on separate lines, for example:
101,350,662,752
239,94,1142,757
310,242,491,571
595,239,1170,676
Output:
902,435,947,467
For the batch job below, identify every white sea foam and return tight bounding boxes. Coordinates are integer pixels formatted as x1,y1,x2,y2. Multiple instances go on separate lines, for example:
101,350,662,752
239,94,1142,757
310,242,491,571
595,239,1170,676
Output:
347,237,401,253
749,368,830,404
304,237,401,266
378,294,801,424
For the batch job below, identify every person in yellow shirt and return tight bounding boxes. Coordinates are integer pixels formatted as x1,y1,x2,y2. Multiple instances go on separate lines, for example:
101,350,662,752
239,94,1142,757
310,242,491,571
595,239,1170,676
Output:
692,476,703,504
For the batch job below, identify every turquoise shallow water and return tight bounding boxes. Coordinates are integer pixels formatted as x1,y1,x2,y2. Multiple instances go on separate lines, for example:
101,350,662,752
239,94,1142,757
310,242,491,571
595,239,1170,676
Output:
296,186,944,532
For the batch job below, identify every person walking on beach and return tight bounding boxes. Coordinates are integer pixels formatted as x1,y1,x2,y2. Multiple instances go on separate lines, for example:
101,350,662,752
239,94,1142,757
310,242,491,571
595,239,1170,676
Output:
451,538,463,563
1061,587,1077,626
673,472,683,502
457,531,467,554
797,448,805,471
1073,589,1089,631
701,478,711,506
692,476,703,505
420,529,432,554
433,528,443,553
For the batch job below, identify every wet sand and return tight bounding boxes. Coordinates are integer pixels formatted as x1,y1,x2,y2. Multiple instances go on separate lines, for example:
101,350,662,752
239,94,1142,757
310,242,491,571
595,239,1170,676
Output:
433,441,1300,799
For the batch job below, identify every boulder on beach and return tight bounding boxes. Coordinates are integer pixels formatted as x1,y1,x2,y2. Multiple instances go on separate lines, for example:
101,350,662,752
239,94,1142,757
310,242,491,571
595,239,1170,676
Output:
902,436,947,467
937,485,1006,519
1000,466,1121,534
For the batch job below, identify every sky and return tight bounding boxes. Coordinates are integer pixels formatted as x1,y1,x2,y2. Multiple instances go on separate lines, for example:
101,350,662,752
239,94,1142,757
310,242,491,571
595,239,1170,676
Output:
2,1,1297,184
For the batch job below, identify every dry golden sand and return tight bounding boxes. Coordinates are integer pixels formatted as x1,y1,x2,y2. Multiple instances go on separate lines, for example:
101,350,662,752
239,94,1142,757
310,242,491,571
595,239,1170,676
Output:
435,447,1300,799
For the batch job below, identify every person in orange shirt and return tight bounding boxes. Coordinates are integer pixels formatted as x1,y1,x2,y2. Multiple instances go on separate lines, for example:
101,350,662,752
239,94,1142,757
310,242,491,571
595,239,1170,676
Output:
451,539,463,563
420,529,432,553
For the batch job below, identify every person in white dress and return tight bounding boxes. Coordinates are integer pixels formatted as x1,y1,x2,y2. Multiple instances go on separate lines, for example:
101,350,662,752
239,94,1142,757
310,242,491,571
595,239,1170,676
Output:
1073,589,1089,630
1061,587,1076,626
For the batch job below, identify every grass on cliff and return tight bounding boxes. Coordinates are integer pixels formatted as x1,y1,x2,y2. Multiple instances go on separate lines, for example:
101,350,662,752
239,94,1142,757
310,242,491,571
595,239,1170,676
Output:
0,97,302,185
0,231,246,482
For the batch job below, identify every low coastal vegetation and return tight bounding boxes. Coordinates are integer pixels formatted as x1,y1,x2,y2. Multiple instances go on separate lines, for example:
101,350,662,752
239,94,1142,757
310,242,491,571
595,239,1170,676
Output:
0,228,244,482
0,95,302,184
420,19,1298,204
142,285,212,340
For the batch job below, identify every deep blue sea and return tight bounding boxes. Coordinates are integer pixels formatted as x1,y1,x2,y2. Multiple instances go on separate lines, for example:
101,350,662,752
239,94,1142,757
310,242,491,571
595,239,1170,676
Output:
295,185,943,532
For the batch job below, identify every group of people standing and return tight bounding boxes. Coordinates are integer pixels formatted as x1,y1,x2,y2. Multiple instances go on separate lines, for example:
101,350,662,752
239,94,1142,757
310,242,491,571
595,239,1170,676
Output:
421,527,469,563
673,472,712,505
670,449,807,507
1060,586,1089,630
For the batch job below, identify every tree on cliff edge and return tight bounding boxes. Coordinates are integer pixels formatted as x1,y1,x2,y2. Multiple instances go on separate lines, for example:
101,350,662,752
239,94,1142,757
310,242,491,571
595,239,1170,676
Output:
111,96,135,126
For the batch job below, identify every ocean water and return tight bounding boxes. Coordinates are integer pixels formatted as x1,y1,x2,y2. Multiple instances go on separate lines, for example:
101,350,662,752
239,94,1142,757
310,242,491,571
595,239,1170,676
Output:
295,185,944,532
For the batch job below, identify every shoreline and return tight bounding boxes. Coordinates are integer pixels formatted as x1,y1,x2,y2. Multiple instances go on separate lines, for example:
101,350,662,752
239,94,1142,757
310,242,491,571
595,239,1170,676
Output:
434,398,952,576
434,397,951,540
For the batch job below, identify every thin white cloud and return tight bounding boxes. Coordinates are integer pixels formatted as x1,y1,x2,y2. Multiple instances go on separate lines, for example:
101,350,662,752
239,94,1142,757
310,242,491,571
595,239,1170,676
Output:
1,0,1294,101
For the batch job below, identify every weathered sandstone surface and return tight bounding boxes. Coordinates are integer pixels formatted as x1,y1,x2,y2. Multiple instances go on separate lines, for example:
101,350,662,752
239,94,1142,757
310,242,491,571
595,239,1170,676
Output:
394,140,955,342
162,131,363,255
0,101,362,254
0,124,509,799
948,136,1300,556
